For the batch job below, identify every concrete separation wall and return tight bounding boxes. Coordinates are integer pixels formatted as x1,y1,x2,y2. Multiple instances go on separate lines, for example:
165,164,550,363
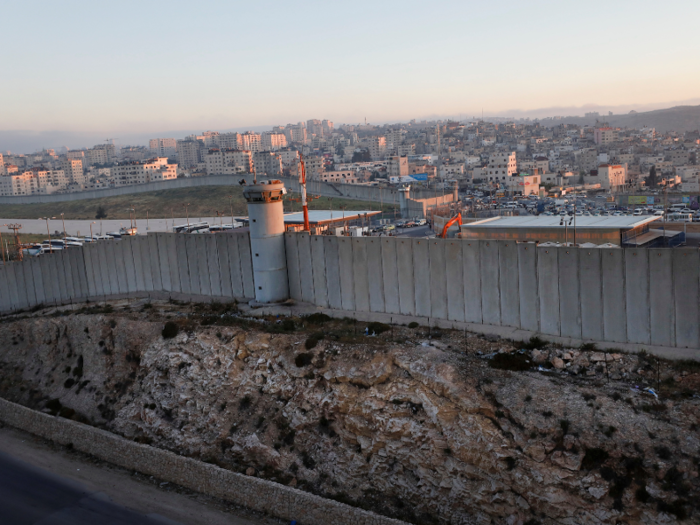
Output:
0,398,407,525
283,235,700,356
0,231,255,313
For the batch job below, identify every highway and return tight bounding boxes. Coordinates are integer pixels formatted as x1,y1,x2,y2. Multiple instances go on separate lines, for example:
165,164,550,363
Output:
0,450,182,525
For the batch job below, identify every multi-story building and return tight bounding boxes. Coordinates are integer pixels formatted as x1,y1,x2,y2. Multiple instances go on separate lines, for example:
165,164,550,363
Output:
149,138,178,157
176,139,203,169
593,127,619,145
241,132,262,152
111,158,176,186
585,164,627,192
319,170,360,183
261,132,287,151
0,153,5,175
204,149,254,175
387,156,409,178
368,137,387,160
253,151,283,176
278,149,300,168
62,159,85,185
304,156,325,179
307,119,322,137
483,152,517,182
0,169,68,196
322,120,333,137
287,124,307,144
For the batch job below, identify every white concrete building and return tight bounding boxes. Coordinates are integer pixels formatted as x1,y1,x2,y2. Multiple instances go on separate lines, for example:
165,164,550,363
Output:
253,151,283,176
484,152,517,182
149,138,178,157
177,139,202,169
261,132,287,151
62,158,85,185
111,158,176,186
204,149,253,175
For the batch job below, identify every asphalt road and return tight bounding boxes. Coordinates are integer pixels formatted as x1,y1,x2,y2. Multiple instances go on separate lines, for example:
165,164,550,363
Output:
0,450,181,525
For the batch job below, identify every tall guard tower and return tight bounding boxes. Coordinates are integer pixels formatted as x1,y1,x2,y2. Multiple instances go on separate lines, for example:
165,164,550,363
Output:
243,180,289,303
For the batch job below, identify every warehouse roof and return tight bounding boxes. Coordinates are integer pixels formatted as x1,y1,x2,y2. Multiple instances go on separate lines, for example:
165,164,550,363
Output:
283,210,381,225
463,215,660,229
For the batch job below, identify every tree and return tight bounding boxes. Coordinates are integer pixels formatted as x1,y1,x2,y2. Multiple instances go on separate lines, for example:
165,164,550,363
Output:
95,206,107,220
351,149,371,163
645,165,658,188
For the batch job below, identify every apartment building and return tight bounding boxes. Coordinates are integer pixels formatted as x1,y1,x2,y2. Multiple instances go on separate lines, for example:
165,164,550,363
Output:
149,138,178,157
177,139,202,169
261,132,287,151
319,170,360,184
387,156,409,178
111,158,176,186
368,137,387,160
585,164,627,191
62,158,85,185
0,169,68,196
253,151,282,176
204,149,253,175
287,124,307,144
278,149,300,167
484,152,517,181
304,156,325,179
241,132,262,152
593,127,619,145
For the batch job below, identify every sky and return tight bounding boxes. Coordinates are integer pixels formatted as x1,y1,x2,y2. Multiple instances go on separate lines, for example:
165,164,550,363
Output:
1,0,700,150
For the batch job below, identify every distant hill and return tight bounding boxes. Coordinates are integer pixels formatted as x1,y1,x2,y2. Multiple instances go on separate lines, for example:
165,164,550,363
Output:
540,105,700,133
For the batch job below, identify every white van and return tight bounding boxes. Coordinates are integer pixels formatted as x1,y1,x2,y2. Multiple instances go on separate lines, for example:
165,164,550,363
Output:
667,212,693,222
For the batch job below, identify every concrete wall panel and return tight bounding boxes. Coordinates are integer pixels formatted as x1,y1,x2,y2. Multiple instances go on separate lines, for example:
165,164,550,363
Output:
498,241,520,328
101,242,117,296
396,239,415,316
215,235,233,298
284,234,302,302
0,266,9,312
673,250,700,349
445,240,465,323
55,252,69,302
579,248,603,341
226,234,245,299
557,247,581,339
297,234,315,304
13,263,30,310
237,233,255,299
156,234,172,292
39,254,55,304
82,244,98,298
324,237,342,310
21,261,37,308
338,238,355,311
381,238,400,315
367,239,385,313
462,241,482,324
206,235,222,297
113,242,129,295
517,243,538,332
130,237,146,293
480,241,500,326
352,238,370,313
195,236,210,296
145,235,160,292
174,235,191,295
70,248,86,300
429,240,447,320
537,246,560,336
601,249,627,343
625,249,650,345
187,235,203,295
122,239,138,294
649,250,674,347
29,258,45,306
412,239,431,318
166,234,181,293
311,236,328,308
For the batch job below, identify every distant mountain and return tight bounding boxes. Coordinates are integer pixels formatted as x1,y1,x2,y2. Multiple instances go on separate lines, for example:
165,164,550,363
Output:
539,105,700,133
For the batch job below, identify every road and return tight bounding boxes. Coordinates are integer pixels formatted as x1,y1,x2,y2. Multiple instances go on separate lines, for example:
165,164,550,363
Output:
0,425,271,525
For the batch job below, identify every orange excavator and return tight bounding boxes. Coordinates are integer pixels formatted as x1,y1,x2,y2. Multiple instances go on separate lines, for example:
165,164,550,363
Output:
439,212,462,239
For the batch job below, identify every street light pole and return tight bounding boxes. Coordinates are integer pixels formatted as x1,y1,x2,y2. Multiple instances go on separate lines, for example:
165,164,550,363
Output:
228,195,234,226
61,213,66,240
183,203,190,228
90,221,96,240
40,217,56,253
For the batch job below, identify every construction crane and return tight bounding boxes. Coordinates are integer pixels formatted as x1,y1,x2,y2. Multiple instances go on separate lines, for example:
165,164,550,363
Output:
298,153,311,231
439,212,462,239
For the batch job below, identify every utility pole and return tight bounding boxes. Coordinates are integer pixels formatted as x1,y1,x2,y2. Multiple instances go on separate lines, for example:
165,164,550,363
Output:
7,224,22,262
228,195,234,226
39,217,55,253
60,213,66,240
183,203,190,228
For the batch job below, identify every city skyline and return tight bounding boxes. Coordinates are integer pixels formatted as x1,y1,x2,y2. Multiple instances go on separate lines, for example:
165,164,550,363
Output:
2,0,699,142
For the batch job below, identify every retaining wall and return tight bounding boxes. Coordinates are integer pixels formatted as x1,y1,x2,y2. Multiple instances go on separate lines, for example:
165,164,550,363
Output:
284,234,700,354
0,398,406,525
0,232,254,312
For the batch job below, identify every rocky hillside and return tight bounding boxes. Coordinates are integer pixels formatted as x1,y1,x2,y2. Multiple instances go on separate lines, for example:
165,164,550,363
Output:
1,300,699,524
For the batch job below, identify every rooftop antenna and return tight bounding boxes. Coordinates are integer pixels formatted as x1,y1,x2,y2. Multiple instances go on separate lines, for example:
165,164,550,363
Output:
298,154,311,231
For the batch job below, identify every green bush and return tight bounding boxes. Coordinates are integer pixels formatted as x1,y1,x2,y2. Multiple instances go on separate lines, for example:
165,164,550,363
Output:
305,313,331,324
162,321,179,339
304,338,318,350
408,322,419,329
367,322,390,335
295,352,314,367
489,353,532,371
